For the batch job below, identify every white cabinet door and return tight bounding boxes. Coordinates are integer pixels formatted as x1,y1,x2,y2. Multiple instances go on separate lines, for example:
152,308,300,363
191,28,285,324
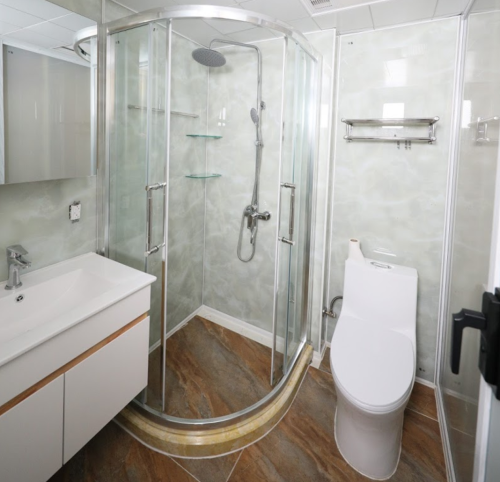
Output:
0,376,63,482
63,317,149,463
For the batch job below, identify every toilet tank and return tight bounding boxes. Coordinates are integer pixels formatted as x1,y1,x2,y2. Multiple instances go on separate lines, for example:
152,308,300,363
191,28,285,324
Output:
342,258,418,335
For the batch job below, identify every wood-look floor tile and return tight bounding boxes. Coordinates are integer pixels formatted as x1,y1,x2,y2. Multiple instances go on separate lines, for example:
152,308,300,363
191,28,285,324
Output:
442,391,478,436
49,422,197,482
407,382,438,420
446,426,475,481
164,316,273,419
173,452,242,482
229,367,447,482
319,347,332,374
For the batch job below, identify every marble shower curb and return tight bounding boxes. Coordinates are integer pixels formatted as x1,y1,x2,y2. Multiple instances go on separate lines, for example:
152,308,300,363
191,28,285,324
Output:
114,344,313,458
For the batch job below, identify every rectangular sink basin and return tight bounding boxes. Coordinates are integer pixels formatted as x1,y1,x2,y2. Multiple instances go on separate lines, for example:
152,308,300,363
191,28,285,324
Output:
0,253,156,369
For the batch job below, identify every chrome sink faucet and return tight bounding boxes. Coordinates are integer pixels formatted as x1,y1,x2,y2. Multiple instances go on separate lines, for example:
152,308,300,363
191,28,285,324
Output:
6,245,31,290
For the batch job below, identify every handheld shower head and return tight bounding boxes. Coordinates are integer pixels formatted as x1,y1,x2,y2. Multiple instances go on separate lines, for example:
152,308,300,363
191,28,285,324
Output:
192,48,226,67
250,108,259,126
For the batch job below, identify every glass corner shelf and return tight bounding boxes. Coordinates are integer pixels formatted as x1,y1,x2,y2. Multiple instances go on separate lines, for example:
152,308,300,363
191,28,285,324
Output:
186,134,222,139
185,173,222,179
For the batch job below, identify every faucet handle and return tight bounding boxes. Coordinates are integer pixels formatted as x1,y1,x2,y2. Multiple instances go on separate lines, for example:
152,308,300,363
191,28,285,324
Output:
7,245,28,258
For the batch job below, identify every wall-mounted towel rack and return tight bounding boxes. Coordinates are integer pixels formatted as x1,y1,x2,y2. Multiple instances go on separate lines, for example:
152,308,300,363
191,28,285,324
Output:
127,104,199,118
342,117,439,144
471,116,499,144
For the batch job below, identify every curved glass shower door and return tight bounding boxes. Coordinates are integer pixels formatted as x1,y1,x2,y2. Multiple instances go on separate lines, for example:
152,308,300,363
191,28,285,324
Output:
104,9,319,425
107,22,168,410
273,41,316,384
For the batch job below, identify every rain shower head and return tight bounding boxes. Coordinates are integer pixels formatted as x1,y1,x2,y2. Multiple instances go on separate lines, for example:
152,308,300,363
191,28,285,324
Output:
250,108,259,126
192,47,226,67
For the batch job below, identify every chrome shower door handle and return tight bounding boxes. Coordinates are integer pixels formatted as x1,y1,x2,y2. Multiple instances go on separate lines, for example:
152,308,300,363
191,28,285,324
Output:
145,182,167,257
281,182,296,242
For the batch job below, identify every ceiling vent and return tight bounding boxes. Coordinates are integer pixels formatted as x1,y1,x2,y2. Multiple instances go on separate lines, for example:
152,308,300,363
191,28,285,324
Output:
308,0,333,10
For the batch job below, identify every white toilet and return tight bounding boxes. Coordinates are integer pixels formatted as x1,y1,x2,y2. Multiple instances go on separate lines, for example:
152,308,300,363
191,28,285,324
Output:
330,257,418,480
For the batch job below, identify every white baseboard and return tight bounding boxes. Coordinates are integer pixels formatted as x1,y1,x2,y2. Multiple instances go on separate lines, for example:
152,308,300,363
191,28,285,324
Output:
311,350,323,369
441,386,479,406
197,305,286,353
165,306,203,339
149,339,161,354
415,376,436,389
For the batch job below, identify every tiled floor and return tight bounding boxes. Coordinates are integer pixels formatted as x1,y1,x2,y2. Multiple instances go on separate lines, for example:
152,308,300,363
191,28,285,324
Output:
50,346,446,482
148,316,273,419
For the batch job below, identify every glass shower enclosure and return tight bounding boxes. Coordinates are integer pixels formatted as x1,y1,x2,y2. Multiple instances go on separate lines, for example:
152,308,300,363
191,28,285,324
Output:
102,6,319,426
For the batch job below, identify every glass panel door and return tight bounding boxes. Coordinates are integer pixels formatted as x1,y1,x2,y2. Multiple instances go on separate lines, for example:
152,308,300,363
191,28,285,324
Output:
107,22,168,410
273,42,316,383
439,10,500,481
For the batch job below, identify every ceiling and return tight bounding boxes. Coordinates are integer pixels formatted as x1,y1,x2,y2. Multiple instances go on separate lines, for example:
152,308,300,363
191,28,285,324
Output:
0,0,95,62
111,0,474,40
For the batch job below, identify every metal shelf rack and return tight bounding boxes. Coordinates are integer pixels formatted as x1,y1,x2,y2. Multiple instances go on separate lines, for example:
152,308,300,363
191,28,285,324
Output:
342,117,440,144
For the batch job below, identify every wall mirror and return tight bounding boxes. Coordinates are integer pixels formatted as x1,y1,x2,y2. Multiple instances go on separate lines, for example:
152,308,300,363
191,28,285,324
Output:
0,0,97,184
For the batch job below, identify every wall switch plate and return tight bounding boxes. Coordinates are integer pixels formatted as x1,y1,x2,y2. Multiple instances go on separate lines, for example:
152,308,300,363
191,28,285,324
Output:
69,201,81,223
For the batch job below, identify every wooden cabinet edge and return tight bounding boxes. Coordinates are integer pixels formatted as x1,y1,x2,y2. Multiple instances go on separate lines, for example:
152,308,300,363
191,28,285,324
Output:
0,312,149,417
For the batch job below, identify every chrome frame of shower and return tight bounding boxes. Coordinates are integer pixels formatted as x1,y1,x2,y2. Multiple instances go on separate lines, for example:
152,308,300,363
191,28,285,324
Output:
81,4,320,431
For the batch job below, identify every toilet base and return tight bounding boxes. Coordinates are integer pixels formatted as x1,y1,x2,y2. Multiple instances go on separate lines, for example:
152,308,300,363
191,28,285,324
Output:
333,387,407,480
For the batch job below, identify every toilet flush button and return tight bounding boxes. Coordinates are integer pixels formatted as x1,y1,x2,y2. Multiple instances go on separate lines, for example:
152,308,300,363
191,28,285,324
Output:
370,261,392,270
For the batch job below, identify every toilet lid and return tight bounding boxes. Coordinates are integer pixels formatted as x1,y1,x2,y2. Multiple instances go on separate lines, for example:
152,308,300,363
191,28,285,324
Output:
330,315,414,409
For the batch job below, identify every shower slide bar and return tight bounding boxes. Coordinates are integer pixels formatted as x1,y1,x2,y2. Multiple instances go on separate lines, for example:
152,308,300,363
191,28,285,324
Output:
145,182,166,257
342,117,439,144
128,104,199,118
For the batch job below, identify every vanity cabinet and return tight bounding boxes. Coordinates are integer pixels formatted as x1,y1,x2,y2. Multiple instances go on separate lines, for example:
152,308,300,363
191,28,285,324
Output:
0,314,150,482
0,376,64,482
64,317,149,462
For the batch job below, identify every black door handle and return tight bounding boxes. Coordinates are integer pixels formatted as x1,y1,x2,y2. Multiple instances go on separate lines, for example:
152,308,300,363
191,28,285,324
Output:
451,290,500,400
451,308,486,374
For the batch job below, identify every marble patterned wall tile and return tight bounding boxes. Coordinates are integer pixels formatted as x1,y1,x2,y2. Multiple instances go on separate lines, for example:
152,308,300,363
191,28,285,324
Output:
166,30,208,333
0,176,97,281
203,39,285,331
328,18,459,382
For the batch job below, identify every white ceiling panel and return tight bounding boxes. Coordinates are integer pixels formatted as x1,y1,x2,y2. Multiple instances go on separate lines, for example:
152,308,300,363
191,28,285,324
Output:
300,0,390,13
287,16,321,33
434,0,469,17
29,20,74,44
51,13,96,32
370,0,437,28
115,0,177,12
336,5,373,33
471,0,500,12
0,0,70,20
204,17,254,34
172,18,229,47
174,0,239,5
0,4,44,28
239,0,310,21
312,10,338,29
228,26,280,42
0,19,18,35
6,28,62,48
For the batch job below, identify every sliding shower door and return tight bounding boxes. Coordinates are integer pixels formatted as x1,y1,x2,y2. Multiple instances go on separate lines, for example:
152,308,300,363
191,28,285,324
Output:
107,22,169,411
273,41,317,384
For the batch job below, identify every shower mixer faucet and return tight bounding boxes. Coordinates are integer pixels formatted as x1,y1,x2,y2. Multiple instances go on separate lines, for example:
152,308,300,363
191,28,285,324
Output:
244,205,271,244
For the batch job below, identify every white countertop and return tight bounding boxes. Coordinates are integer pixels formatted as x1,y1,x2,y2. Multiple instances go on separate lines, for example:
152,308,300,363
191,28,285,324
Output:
0,253,156,368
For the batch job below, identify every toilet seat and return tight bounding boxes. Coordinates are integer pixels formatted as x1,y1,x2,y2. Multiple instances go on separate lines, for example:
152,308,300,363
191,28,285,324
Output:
331,315,414,413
